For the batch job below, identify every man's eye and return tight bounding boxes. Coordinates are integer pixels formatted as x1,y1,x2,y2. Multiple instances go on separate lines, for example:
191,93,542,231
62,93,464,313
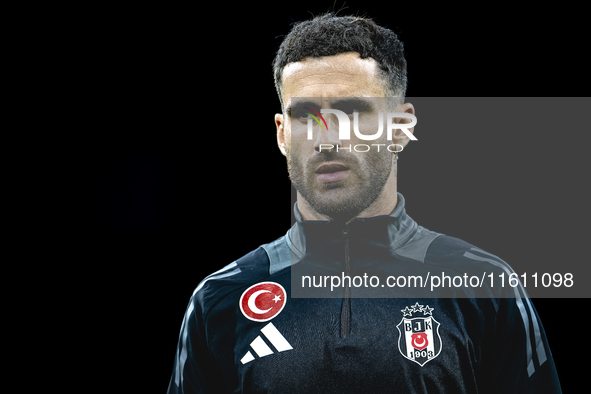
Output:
297,112,312,119
290,110,313,120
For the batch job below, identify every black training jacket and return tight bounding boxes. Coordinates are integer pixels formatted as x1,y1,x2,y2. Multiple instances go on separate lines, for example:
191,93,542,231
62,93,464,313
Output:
167,193,561,393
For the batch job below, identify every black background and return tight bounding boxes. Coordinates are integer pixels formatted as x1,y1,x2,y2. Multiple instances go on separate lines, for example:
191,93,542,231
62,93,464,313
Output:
80,2,588,392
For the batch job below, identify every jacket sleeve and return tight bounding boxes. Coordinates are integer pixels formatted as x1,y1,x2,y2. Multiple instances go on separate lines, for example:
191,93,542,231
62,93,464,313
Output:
167,294,230,394
482,294,562,393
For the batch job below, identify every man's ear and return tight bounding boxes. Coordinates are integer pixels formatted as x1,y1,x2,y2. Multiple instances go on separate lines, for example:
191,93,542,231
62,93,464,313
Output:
275,113,287,156
390,103,415,148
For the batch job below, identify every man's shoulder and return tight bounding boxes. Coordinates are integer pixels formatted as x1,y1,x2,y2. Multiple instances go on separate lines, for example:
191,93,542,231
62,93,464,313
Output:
191,233,290,311
422,232,517,276
394,223,515,273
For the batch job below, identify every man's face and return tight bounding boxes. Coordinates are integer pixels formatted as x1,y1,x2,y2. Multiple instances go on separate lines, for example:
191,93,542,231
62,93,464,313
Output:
276,52,397,221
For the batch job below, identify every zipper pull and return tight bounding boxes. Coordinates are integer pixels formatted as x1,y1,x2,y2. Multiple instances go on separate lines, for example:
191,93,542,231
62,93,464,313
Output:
340,222,351,339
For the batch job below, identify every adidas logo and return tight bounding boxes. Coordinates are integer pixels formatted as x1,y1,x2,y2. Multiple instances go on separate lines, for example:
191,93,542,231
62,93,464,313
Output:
241,322,293,364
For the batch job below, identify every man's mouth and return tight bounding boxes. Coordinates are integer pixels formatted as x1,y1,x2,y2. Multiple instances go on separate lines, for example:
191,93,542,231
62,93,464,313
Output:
315,163,350,183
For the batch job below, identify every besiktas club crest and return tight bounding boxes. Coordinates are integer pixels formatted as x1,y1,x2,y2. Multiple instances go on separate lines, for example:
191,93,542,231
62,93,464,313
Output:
396,302,442,366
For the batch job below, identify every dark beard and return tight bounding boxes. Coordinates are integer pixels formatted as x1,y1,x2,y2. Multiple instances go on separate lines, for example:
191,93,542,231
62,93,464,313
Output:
287,148,392,222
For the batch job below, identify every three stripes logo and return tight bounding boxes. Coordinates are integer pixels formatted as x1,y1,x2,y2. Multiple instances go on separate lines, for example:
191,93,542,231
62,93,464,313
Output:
240,322,293,364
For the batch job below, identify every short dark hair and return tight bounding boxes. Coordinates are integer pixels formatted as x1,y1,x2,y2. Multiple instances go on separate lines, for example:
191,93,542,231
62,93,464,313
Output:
272,13,407,110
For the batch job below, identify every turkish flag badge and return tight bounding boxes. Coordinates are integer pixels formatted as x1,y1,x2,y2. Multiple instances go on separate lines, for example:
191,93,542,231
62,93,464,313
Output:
240,282,287,322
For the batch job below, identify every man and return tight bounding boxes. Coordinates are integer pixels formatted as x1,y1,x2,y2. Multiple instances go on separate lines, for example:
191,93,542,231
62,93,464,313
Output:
167,13,561,393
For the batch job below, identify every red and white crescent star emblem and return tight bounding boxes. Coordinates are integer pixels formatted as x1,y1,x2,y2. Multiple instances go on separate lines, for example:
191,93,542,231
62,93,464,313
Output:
411,333,429,350
240,282,287,322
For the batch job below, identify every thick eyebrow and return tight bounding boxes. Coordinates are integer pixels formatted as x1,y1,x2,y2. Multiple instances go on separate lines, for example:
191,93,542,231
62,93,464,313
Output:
285,100,320,116
286,97,376,116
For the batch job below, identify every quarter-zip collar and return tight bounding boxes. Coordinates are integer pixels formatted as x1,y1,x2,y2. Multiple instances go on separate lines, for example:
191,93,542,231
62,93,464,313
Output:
288,192,418,266
287,193,420,339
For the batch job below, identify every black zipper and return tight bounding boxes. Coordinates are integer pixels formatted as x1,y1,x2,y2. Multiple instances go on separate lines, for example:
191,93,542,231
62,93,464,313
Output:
340,223,351,339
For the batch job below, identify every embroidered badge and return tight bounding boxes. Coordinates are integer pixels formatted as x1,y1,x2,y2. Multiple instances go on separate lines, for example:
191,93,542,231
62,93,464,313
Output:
396,302,442,366
240,282,287,322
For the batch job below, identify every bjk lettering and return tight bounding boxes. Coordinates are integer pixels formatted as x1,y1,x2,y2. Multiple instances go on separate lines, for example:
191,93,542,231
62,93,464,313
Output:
405,318,432,333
